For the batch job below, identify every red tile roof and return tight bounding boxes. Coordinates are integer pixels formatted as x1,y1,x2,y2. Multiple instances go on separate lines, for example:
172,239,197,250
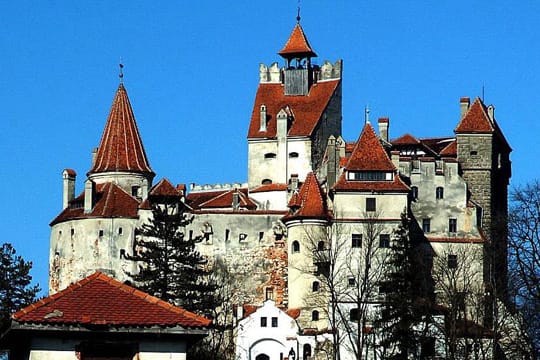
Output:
50,182,139,225
150,178,182,197
247,80,340,139
334,123,409,192
283,173,330,221
455,97,494,133
198,189,257,210
13,272,211,328
439,139,457,156
250,183,289,193
392,133,421,145
88,84,154,176
345,123,396,172
278,22,317,58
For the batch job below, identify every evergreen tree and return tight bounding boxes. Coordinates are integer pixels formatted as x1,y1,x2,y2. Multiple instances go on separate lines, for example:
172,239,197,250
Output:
0,243,40,329
126,202,216,314
375,212,431,359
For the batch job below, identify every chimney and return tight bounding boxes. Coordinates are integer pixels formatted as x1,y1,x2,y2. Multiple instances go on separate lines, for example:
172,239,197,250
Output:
62,169,76,209
378,117,389,142
487,105,495,122
391,151,400,170
232,190,240,210
84,179,95,213
460,97,470,118
91,147,98,166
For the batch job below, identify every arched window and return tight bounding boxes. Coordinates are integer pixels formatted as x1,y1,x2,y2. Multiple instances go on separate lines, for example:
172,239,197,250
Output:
436,186,444,199
317,241,325,251
261,179,272,185
312,281,320,292
292,241,300,253
312,310,319,321
289,152,299,158
303,344,312,358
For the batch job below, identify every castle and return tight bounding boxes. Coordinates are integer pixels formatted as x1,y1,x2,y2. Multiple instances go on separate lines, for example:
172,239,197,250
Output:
49,17,512,360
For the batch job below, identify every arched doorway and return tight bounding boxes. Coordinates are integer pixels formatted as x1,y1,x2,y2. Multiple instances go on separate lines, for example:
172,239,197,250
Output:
255,354,270,360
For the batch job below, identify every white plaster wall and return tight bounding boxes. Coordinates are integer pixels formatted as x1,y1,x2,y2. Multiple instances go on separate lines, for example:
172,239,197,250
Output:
49,217,139,293
249,190,289,210
333,192,408,220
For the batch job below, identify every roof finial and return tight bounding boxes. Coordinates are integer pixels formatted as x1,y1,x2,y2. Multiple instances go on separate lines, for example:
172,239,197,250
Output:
297,0,301,23
119,59,124,84
365,105,370,124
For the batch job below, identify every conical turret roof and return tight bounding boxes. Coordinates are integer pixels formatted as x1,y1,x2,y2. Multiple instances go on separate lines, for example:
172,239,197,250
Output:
278,22,317,59
88,84,154,176
283,173,330,221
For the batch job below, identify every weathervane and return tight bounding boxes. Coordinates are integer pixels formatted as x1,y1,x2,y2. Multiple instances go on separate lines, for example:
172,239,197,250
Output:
297,0,301,22
365,105,370,124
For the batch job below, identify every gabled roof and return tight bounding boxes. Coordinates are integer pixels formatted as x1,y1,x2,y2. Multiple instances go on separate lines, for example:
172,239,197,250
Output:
278,22,317,58
247,80,340,139
50,182,139,225
283,173,330,221
197,189,257,210
88,84,154,176
149,178,182,197
455,97,494,133
13,272,211,328
345,123,396,172
392,133,421,145
334,123,409,192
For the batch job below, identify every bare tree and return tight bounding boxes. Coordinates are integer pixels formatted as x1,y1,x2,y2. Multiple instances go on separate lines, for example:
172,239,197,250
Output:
508,180,540,358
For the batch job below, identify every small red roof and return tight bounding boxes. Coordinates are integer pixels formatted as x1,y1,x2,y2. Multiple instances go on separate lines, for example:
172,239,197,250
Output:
88,84,154,176
247,80,340,139
439,139,457,156
198,189,257,210
149,178,182,197
346,123,396,172
455,97,494,133
283,173,330,221
392,133,421,145
278,22,317,58
250,183,289,193
50,182,139,225
13,272,211,328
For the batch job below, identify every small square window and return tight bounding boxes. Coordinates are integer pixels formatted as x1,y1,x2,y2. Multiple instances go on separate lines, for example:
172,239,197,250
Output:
260,317,267,327
347,276,356,287
422,219,431,233
449,218,457,233
271,317,278,327
98,229,104,237
312,281,320,292
239,233,248,242
366,198,376,212
350,308,359,321
265,287,274,300
379,234,390,248
351,234,362,248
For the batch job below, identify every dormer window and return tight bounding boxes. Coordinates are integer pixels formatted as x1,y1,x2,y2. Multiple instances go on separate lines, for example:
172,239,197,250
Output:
347,171,393,181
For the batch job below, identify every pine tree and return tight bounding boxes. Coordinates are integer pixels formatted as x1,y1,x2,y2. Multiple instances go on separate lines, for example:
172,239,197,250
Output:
375,212,431,359
0,243,40,329
126,202,216,314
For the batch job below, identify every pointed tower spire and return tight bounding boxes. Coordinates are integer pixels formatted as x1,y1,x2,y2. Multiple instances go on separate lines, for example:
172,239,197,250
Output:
88,82,154,179
278,21,317,60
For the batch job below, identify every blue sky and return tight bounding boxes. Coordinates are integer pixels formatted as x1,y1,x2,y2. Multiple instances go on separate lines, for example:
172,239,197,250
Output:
1,1,538,294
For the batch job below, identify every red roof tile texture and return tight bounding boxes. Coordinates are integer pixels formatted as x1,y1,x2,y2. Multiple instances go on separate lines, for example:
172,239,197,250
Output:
199,189,257,210
250,183,289,193
284,173,330,221
149,178,182,197
392,133,421,145
345,123,396,172
455,97,494,133
13,272,211,328
278,22,317,58
247,80,340,139
89,84,154,175
50,182,139,225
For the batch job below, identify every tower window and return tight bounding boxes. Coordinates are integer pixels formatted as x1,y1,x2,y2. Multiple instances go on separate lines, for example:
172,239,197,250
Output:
261,179,272,185
265,287,274,300
259,231,264,241
348,276,356,287
98,229,104,237
436,187,444,199
118,227,123,235
292,240,300,253
366,198,376,212
271,317,278,327
131,186,141,197
350,308,359,321
379,234,390,248
422,219,431,233
260,317,267,327
312,281,320,292
317,241,325,251
289,152,299,158
225,229,230,241
311,310,319,321
351,234,362,248
239,233,248,242
71,229,75,236
449,218,457,233
264,153,276,159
